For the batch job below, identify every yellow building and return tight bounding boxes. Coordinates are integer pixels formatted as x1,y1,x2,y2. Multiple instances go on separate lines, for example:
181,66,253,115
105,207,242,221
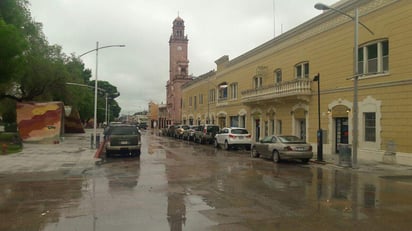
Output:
181,0,412,165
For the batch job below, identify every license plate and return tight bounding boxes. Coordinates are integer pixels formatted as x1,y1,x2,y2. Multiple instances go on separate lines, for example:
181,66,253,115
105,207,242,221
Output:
239,136,244,139
296,147,305,151
121,141,129,145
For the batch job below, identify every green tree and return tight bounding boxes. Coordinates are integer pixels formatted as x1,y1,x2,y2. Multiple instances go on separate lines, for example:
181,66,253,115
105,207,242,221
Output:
92,80,121,123
0,19,27,84
0,0,123,124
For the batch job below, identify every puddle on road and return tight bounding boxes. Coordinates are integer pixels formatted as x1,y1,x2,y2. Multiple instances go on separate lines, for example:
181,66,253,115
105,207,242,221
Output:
0,171,85,231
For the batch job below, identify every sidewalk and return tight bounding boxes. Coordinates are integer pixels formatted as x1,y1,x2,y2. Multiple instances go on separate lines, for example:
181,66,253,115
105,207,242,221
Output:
312,152,412,175
0,130,98,174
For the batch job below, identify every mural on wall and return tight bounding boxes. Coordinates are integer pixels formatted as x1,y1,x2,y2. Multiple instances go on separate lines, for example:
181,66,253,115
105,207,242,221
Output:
64,106,85,133
16,102,64,143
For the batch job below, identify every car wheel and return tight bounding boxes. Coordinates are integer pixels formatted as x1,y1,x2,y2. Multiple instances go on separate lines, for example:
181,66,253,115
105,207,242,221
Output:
302,158,310,164
273,150,281,163
105,149,111,158
132,149,141,158
224,141,231,150
245,145,251,151
250,147,259,158
214,139,220,148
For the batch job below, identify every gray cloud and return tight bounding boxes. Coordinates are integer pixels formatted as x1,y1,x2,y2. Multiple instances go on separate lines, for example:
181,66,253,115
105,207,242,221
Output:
29,0,337,114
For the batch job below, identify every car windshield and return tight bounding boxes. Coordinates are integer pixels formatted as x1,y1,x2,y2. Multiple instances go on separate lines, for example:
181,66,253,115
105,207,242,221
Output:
261,136,273,143
207,126,220,133
278,136,304,143
110,126,139,135
182,125,190,129
231,129,248,134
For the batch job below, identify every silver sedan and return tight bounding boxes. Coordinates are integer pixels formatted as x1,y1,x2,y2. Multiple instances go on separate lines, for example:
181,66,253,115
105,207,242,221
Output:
251,135,313,163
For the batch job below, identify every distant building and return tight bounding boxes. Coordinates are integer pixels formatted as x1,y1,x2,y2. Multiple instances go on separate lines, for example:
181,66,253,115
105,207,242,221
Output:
166,16,192,125
148,101,158,128
148,101,167,129
158,103,168,129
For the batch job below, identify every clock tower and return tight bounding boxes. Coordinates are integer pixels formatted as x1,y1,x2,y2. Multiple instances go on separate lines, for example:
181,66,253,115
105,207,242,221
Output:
166,16,191,124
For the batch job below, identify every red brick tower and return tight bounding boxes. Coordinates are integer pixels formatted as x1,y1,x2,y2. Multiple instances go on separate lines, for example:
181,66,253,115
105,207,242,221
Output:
166,16,191,124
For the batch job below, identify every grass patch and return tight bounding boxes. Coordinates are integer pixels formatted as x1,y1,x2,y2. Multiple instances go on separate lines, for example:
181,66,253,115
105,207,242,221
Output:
0,132,23,154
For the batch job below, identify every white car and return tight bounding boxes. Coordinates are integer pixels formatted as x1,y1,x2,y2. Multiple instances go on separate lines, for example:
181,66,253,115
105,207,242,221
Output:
214,127,252,150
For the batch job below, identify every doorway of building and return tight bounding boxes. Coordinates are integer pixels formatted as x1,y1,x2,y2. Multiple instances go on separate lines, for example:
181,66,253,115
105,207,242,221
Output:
218,117,226,128
298,119,306,140
335,117,349,153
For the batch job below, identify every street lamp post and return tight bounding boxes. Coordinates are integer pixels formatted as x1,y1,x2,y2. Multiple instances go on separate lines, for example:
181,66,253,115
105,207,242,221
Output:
313,73,323,162
105,93,108,125
315,3,374,168
79,42,125,148
207,80,210,124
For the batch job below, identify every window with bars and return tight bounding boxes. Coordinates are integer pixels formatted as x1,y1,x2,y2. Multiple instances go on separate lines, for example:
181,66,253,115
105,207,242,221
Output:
364,112,376,142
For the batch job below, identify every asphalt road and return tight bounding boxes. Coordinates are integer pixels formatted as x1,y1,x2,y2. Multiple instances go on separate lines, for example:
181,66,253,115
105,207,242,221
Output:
1,129,412,231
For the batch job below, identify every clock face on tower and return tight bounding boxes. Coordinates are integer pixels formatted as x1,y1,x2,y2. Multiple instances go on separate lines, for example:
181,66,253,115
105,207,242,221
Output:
177,46,182,51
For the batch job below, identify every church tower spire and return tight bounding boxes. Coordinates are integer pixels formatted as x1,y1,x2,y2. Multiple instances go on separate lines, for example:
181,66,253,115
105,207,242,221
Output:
169,16,189,80
166,16,191,124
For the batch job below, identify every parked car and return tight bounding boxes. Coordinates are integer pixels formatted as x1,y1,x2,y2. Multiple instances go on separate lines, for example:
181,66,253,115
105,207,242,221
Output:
104,124,141,157
182,125,198,141
174,125,190,139
250,135,313,163
214,127,252,150
194,124,220,144
138,122,148,130
167,124,178,137
161,125,171,136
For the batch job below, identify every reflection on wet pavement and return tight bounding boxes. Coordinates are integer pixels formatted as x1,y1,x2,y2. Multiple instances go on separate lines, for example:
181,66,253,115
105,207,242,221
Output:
0,171,84,231
2,133,412,230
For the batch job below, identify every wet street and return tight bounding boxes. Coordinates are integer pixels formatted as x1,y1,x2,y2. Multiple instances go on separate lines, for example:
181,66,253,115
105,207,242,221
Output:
2,130,412,230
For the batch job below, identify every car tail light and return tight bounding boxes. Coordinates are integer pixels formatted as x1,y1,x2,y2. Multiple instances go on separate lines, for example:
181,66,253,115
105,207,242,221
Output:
246,134,251,138
308,146,312,151
229,134,236,139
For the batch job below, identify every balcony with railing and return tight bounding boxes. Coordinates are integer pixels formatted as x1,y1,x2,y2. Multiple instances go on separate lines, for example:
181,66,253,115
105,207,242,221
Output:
241,78,313,104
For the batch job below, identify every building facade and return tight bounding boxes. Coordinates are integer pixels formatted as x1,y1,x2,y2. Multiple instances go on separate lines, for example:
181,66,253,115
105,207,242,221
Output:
181,0,412,164
166,16,192,125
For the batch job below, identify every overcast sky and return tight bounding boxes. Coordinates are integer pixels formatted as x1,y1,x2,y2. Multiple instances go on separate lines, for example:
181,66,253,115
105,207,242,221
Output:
28,0,337,115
